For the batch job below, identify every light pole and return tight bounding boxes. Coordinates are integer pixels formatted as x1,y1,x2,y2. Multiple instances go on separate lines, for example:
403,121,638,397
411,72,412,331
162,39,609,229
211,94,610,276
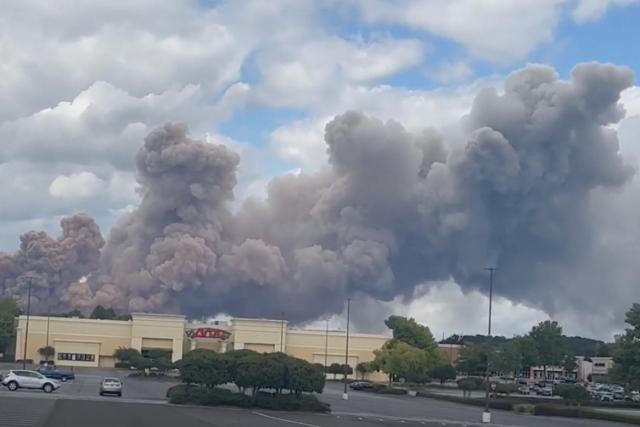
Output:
324,318,329,377
342,297,351,400
483,267,496,424
280,312,285,353
22,276,33,369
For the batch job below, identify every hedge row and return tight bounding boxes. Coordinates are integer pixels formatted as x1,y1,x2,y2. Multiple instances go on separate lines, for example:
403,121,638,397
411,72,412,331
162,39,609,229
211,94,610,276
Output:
534,404,640,425
418,392,640,424
167,385,330,412
416,391,528,411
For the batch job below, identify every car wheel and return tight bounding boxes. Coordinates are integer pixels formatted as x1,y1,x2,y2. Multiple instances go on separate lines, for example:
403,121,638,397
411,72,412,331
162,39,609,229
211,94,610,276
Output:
7,381,18,391
61,376,68,382
43,383,53,393
99,391,104,396
117,392,122,397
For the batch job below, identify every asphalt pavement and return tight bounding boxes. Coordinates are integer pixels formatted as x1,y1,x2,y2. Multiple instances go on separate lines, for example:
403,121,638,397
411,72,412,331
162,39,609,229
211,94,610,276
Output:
0,366,630,426
322,382,623,427
0,395,490,427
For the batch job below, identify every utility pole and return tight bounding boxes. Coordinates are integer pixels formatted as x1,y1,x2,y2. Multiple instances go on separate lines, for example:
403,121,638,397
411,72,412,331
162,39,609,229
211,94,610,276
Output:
280,312,285,353
342,298,351,400
22,276,33,369
324,318,329,376
46,298,51,348
483,267,496,424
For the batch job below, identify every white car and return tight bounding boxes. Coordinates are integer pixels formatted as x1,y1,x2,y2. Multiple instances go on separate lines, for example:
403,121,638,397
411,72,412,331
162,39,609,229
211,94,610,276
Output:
1,370,61,393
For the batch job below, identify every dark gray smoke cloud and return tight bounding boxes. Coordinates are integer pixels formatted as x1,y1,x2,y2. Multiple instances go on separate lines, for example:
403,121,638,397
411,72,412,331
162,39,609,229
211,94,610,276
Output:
0,62,635,327
0,213,104,311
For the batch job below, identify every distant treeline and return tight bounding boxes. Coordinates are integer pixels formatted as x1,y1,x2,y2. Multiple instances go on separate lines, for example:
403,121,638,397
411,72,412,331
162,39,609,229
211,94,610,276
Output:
440,334,613,357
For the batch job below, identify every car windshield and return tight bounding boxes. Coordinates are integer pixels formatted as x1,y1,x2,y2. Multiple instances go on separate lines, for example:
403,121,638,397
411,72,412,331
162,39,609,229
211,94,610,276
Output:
2,2,640,426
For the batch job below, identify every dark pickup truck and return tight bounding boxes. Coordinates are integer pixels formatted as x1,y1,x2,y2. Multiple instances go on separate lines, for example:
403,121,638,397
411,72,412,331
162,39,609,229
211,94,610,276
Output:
36,367,75,382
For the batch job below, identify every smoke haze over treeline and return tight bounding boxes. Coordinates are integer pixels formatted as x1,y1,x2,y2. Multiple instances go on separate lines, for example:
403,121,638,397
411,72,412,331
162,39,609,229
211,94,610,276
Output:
1,63,638,333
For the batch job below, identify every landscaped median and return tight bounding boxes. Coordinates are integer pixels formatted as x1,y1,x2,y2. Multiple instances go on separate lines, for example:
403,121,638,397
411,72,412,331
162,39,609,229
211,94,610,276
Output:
167,384,330,412
355,383,640,424
166,348,330,413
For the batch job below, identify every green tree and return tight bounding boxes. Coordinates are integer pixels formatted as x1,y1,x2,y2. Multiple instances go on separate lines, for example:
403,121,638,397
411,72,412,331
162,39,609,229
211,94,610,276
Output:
512,335,539,368
356,361,377,380
113,347,142,363
611,303,640,390
287,358,325,396
90,305,117,320
374,340,430,384
223,349,258,392
429,364,457,384
562,352,578,376
556,384,590,406
0,297,19,356
490,341,522,377
38,346,55,361
529,320,565,380
384,316,438,352
328,362,342,379
235,354,285,402
180,350,229,387
456,344,489,376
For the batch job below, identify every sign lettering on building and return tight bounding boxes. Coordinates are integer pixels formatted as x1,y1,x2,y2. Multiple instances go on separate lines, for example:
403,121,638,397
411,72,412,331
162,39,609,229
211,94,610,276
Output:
186,328,231,340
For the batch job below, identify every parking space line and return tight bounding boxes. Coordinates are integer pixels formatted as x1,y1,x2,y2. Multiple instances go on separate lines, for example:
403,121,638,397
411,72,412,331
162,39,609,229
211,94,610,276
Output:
251,411,321,427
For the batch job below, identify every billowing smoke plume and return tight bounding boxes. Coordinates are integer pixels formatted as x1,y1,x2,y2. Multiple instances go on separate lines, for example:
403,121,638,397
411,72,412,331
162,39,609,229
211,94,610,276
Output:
0,63,635,325
0,214,104,310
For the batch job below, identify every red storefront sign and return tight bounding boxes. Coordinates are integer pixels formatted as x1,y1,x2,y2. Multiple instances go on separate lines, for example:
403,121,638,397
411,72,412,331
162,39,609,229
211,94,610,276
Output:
186,327,231,340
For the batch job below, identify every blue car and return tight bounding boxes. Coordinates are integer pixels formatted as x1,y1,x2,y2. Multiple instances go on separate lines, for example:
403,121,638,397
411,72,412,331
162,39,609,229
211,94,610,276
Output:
36,367,75,382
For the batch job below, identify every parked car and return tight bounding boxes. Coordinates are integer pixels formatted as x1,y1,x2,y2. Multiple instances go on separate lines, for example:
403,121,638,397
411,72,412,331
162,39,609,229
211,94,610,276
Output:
537,386,553,396
599,392,615,401
349,381,374,391
1,370,61,393
517,386,531,395
36,366,75,382
99,377,123,397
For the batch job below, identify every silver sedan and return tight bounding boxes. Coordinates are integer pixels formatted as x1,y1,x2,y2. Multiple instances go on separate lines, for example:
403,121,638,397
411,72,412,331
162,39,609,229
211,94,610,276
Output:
99,377,123,397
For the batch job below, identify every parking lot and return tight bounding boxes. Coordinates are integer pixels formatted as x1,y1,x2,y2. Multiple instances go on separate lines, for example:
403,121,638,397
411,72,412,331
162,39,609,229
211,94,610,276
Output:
0,364,175,403
0,365,631,427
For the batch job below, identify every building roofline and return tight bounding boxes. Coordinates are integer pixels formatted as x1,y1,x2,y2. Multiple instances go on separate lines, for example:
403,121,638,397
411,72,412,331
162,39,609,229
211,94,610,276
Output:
231,317,287,324
16,315,130,326
131,312,186,319
287,328,390,339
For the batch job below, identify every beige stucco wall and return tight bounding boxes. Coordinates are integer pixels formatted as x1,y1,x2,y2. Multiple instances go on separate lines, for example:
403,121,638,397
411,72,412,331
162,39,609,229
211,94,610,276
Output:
15,316,131,367
231,318,287,352
15,314,390,378
131,313,186,362
285,328,389,381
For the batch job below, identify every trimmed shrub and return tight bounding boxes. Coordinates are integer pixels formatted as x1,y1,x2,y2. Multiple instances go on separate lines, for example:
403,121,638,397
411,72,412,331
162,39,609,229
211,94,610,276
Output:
457,377,486,391
115,362,132,369
554,384,590,405
513,404,534,414
376,387,408,395
534,404,640,425
167,385,329,412
254,392,330,412
495,383,518,396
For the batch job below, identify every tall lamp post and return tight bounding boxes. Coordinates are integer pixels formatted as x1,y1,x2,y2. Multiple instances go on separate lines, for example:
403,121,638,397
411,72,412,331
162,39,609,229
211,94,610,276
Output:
22,276,34,369
280,312,285,353
342,297,351,400
324,318,329,376
483,267,496,424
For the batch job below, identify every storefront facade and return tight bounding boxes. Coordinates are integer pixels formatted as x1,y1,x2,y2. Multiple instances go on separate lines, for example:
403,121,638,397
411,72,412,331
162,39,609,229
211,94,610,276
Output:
15,314,389,376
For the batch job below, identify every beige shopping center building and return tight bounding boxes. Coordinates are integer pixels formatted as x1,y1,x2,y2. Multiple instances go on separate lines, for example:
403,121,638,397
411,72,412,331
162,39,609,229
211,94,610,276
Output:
15,314,390,377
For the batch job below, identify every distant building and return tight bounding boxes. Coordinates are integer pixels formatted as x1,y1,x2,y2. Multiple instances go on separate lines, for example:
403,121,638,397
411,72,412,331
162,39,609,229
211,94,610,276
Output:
518,356,614,383
438,343,463,365
14,313,389,381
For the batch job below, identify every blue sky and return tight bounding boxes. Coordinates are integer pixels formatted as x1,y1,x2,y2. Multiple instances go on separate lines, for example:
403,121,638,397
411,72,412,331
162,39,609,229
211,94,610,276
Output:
216,1,640,157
